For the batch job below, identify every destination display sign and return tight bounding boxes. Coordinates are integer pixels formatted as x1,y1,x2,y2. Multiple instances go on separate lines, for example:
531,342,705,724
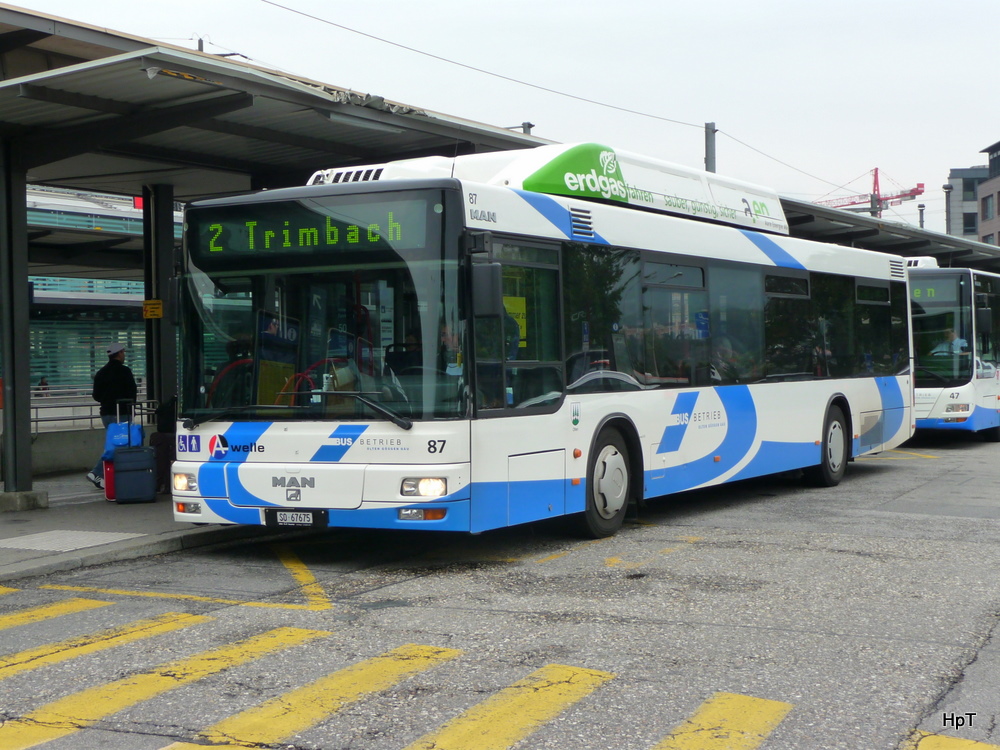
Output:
187,196,430,263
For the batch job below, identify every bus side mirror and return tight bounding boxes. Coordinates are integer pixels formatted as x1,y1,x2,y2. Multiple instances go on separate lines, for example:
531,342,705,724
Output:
463,230,492,255
977,307,993,335
472,263,504,317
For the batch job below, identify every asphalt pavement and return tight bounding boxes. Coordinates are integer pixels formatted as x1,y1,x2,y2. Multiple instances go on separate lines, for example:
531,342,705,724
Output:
0,473,273,582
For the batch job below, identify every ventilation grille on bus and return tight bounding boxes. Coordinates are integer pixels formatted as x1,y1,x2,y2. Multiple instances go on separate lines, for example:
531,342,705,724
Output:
889,259,906,279
570,208,595,239
308,167,385,185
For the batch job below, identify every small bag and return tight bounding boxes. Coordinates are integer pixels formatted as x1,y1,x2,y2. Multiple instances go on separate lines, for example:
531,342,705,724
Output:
102,421,143,460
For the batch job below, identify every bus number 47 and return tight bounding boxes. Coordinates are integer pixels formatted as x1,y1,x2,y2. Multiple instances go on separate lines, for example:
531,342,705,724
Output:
428,440,446,454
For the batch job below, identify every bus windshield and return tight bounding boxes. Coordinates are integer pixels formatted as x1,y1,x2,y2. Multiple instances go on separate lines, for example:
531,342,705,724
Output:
179,189,467,423
910,272,974,387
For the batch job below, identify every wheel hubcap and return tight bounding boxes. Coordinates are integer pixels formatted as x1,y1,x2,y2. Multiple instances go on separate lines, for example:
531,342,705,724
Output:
826,421,845,473
594,445,628,519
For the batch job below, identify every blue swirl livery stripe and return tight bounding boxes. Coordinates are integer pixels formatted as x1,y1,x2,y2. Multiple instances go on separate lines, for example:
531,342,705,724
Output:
648,386,758,494
878,376,905,439
310,424,369,462
197,422,271,497
512,189,610,244
657,392,700,454
739,230,805,270
860,377,906,450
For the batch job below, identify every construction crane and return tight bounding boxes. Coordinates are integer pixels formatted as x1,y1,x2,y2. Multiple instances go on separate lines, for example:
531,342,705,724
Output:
814,168,924,217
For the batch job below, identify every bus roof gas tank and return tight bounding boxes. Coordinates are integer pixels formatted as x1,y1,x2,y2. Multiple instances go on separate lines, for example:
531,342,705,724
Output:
308,143,789,235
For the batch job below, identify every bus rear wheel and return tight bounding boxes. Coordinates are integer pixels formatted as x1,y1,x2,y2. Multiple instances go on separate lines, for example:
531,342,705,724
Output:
806,405,848,487
575,428,631,538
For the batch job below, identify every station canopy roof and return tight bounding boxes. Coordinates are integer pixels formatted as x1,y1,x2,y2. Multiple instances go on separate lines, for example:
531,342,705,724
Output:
0,3,546,277
781,198,1000,272
0,4,547,200
3,3,999,278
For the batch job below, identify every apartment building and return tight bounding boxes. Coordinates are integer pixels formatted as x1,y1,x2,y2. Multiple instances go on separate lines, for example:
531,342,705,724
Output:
943,165,989,238
978,140,1000,244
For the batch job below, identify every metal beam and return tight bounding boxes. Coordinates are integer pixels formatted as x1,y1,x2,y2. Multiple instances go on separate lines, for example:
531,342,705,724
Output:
0,8,152,54
103,141,300,180
0,139,32,490
879,239,931,253
823,228,881,243
786,213,816,227
192,117,376,159
143,184,176,405
18,83,135,115
0,29,51,55
13,92,255,168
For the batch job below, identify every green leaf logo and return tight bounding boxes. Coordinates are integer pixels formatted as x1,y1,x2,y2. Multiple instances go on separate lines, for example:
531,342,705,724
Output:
522,144,628,203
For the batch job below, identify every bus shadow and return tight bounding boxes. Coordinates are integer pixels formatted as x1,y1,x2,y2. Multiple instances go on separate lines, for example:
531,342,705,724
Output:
902,430,987,451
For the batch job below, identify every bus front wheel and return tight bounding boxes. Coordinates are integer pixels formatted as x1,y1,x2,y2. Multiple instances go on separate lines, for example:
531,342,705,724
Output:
576,428,631,538
806,405,848,487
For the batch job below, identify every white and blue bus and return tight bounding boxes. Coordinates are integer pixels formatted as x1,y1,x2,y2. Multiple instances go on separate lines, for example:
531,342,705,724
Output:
172,143,913,537
909,260,1000,440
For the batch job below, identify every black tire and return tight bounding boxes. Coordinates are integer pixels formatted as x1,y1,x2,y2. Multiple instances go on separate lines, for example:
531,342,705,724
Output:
982,425,1000,443
805,405,848,487
575,428,631,538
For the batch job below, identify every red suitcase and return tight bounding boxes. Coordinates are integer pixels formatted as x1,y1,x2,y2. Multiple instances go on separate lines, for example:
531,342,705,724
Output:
103,458,116,501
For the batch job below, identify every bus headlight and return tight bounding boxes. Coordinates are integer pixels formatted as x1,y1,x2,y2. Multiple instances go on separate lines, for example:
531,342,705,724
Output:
401,478,447,497
945,404,970,413
173,473,198,492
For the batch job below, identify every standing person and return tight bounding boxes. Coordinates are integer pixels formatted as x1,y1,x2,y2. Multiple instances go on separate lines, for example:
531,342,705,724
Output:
86,342,137,489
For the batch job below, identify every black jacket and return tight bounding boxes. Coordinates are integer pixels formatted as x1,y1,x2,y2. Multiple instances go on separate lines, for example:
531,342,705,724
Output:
92,358,138,417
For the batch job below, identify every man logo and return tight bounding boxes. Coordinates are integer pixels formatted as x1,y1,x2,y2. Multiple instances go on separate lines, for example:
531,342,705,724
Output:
208,434,229,459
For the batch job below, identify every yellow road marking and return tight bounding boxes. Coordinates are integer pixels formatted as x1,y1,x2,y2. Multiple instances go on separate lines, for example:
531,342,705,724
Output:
0,613,211,681
163,643,462,749
39,584,327,610
905,730,1000,749
272,543,333,610
605,547,679,569
534,552,569,563
859,449,940,461
652,692,793,750
0,598,111,630
0,586,19,595
402,663,614,750
536,536,633,565
38,544,329,611
0,626,330,750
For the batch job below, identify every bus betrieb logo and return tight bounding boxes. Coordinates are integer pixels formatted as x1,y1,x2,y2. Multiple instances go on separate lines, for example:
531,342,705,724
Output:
208,434,229,458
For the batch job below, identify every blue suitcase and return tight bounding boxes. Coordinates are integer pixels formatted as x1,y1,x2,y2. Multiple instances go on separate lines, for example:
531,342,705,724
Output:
113,446,157,503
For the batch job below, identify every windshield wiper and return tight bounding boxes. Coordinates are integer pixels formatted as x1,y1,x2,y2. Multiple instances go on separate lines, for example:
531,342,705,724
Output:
913,366,953,385
302,391,413,430
181,404,300,429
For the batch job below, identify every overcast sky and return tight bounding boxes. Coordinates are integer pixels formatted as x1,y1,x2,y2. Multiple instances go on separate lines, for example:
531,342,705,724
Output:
9,0,999,233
